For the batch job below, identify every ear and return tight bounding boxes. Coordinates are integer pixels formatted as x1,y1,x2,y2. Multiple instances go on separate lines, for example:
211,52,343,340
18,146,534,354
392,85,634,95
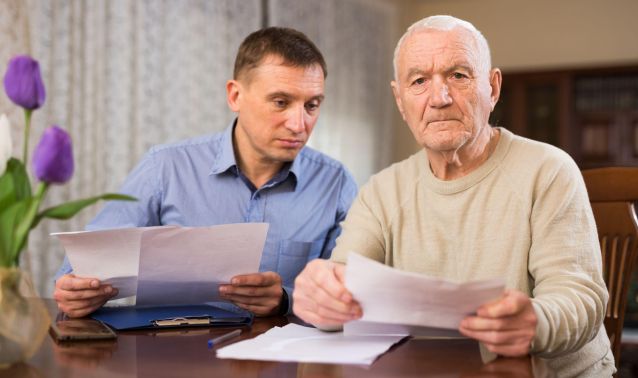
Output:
391,81,407,122
226,80,241,112
488,68,502,111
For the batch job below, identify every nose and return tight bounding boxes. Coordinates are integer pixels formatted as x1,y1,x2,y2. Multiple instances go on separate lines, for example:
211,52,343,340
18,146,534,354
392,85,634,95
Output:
284,104,306,134
429,78,452,108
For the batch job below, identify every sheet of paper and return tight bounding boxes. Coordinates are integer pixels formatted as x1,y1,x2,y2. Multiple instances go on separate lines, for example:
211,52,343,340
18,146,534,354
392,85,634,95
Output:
344,252,504,334
135,223,268,306
52,226,176,299
216,323,406,365
53,223,268,306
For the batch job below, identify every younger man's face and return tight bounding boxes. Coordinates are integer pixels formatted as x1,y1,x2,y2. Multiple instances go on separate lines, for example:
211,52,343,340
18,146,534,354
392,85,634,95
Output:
228,55,325,165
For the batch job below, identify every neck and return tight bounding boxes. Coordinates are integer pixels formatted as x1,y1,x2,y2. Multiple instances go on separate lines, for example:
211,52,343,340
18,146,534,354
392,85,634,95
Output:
233,127,284,189
427,126,499,181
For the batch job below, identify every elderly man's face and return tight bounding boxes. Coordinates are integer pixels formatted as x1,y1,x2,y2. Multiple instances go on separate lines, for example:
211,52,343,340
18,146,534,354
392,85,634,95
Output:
391,28,500,153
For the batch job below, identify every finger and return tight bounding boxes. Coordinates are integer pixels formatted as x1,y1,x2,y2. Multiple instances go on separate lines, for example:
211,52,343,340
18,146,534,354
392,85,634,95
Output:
459,326,532,347
222,294,278,306
59,285,116,301
64,295,112,316
477,290,525,318
309,262,353,304
460,314,520,332
294,286,362,323
62,290,118,313
296,305,354,327
230,272,281,286
220,284,280,298
57,274,101,291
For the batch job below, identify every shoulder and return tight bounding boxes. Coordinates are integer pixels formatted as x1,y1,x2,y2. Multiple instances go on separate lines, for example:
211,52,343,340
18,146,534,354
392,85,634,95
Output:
146,132,223,163
502,130,580,180
296,146,356,184
498,129,583,197
357,150,426,212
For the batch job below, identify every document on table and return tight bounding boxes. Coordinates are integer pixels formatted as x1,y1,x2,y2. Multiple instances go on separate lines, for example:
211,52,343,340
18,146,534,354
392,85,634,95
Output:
216,323,407,365
343,252,504,336
52,223,269,305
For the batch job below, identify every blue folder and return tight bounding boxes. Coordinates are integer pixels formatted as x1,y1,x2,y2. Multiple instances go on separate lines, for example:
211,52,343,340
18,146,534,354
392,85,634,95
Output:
91,304,253,331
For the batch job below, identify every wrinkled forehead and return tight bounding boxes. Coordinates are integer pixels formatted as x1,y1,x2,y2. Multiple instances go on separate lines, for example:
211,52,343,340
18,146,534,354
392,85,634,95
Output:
396,27,482,78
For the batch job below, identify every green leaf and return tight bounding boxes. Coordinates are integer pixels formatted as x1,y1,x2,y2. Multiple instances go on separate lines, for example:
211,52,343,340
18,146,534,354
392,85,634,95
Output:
0,170,16,211
32,193,136,228
5,158,32,200
0,199,30,267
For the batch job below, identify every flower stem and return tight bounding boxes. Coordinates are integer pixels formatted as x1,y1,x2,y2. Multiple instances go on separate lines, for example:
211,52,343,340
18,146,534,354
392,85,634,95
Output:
23,109,32,167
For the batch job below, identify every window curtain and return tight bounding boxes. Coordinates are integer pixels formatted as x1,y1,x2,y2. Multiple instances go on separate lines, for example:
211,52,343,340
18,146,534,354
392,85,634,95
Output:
0,0,399,296
0,0,261,296
269,0,397,185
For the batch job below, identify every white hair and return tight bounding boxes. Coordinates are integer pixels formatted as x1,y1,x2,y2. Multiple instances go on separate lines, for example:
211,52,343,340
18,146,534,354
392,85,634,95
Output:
392,15,492,83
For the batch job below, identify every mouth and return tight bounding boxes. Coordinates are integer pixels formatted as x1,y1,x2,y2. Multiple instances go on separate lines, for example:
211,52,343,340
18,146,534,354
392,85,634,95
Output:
427,119,460,127
276,138,305,149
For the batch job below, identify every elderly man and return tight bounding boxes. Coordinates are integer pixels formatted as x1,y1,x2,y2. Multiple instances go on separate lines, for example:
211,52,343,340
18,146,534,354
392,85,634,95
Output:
293,15,614,376
54,27,357,318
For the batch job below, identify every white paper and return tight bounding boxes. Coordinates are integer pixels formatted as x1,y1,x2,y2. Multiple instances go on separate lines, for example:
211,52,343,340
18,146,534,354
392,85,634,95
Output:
53,223,268,305
216,323,406,365
135,224,268,306
344,252,504,334
52,226,175,299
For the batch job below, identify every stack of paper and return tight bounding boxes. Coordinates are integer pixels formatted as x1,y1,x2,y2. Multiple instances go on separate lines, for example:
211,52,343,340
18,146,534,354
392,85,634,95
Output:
344,252,505,336
216,323,406,365
53,224,268,306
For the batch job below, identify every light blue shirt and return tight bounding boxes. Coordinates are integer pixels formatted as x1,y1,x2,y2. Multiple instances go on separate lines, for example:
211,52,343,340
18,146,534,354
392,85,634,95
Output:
57,120,358,314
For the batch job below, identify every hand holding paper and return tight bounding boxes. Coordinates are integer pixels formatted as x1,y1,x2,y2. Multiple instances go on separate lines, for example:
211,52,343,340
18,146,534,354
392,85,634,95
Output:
292,259,362,328
458,289,537,356
344,252,505,332
53,223,269,312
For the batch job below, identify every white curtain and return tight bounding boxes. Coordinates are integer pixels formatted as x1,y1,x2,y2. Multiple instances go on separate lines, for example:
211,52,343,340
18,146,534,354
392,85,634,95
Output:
0,0,399,297
0,0,261,296
269,0,397,185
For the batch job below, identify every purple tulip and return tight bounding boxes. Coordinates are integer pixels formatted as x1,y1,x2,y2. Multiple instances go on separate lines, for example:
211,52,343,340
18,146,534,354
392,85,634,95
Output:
32,126,74,184
3,55,46,110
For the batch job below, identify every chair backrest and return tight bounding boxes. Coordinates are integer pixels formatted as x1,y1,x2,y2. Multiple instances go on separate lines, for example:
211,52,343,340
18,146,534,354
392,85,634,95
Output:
582,167,638,369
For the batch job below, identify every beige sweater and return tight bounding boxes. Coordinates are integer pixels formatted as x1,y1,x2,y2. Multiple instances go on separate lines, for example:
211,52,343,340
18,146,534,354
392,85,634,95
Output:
331,128,614,376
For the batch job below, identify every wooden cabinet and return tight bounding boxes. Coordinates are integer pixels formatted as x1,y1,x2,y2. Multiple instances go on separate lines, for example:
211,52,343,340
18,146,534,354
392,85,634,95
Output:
490,65,638,169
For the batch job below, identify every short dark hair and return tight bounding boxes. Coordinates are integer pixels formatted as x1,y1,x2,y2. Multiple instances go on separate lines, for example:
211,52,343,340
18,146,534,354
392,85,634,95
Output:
233,27,327,81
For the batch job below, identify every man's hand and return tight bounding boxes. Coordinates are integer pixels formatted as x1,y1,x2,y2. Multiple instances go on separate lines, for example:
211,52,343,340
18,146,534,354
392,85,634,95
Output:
219,271,284,316
53,274,118,318
459,289,537,357
293,259,362,328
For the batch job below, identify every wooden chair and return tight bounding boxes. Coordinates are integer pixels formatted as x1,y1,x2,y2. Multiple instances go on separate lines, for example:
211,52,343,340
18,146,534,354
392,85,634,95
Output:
582,167,638,369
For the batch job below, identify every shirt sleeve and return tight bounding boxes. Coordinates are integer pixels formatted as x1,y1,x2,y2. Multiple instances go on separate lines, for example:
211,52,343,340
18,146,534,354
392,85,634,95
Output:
318,169,358,259
86,149,163,230
528,156,608,357
283,169,357,316
329,179,387,265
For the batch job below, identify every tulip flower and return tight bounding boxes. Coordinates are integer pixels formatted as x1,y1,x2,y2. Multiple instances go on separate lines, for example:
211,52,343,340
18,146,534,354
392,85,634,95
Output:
3,55,46,110
0,114,11,174
32,126,74,184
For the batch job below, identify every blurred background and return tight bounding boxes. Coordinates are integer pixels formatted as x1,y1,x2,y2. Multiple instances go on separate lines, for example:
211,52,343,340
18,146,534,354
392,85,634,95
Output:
0,1,637,370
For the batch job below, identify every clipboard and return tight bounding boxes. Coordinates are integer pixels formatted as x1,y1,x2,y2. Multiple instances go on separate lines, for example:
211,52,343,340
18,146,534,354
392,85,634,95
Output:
91,304,253,331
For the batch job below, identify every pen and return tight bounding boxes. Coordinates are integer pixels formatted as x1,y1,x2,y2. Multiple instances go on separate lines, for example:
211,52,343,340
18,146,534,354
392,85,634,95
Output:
207,329,242,348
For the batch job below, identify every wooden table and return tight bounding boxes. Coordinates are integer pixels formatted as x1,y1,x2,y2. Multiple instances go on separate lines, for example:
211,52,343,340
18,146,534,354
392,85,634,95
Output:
3,300,584,378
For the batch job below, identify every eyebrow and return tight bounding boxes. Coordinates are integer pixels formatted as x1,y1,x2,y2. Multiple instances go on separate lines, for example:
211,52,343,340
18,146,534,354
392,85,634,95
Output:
404,64,475,81
266,91,324,102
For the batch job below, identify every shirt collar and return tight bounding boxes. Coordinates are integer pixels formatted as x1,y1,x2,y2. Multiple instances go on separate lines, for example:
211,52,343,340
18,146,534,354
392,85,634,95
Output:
210,119,300,190
210,120,239,175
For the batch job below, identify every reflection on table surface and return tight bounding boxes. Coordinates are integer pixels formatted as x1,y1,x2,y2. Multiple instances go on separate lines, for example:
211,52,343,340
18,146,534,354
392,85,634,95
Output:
0,301,601,378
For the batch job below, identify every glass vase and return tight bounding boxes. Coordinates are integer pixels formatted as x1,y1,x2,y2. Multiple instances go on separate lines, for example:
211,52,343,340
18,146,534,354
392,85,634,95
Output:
0,266,50,368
